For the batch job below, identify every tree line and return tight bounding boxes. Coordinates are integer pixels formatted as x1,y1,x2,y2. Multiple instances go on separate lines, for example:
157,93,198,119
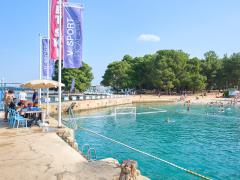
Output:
53,60,94,92
101,50,240,93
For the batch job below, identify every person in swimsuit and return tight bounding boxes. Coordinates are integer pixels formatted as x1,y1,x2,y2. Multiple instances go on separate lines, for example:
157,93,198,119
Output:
4,90,14,121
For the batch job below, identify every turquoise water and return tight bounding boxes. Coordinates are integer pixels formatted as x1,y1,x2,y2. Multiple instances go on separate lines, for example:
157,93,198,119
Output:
66,103,240,180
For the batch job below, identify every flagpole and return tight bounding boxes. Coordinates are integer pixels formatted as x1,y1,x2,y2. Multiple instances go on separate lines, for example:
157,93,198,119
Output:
39,33,42,106
58,0,62,127
46,0,50,117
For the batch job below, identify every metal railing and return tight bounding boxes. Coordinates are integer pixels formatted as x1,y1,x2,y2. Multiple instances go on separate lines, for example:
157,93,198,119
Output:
48,94,129,103
81,144,97,160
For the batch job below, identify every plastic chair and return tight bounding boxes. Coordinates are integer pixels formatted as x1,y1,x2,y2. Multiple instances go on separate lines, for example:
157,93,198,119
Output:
12,110,27,128
8,109,15,128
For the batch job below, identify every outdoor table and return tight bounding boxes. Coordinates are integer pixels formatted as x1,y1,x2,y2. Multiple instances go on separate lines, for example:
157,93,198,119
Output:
25,110,45,121
23,109,46,126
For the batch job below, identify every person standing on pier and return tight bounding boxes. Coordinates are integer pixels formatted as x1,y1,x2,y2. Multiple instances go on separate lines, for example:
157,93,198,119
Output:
3,90,14,121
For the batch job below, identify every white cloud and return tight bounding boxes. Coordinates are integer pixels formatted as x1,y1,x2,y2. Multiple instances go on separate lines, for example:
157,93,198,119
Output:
137,34,160,42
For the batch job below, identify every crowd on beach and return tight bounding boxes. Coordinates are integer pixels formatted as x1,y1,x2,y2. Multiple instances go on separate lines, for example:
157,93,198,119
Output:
3,89,39,122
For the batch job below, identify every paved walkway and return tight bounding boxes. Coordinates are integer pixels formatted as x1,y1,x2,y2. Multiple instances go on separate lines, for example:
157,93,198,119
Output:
0,120,121,180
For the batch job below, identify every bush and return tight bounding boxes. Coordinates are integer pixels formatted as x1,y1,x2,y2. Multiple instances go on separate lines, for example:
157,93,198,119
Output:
223,91,229,97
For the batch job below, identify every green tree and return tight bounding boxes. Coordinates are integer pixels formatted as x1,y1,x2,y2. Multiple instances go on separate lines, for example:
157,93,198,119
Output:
201,51,221,90
221,53,240,88
101,60,132,91
53,61,93,92
101,49,240,94
130,54,155,89
182,57,206,92
151,50,188,93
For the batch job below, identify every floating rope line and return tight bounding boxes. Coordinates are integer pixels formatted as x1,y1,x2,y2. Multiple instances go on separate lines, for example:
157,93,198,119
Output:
63,110,168,121
148,106,240,120
78,126,211,180
136,110,167,115
63,114,115,121
148,107,168,111
175,111,240,120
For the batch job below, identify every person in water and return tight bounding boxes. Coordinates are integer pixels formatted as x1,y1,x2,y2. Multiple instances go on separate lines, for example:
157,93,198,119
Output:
165,117,171,123
218,103,224,112
187,100,191,111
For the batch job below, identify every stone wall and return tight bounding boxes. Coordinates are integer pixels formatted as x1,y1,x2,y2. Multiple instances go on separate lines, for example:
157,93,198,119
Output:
43,97,132,114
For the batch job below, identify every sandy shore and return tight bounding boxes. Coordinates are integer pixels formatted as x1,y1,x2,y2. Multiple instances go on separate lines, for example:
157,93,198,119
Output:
131,93,225,105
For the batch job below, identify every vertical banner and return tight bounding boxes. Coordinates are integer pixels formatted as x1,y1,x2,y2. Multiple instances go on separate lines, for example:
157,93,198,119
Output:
49,61,55,79
63,5,83,68
50,0,59,60
42,38,49,79
50,0,66,60
42,38,55,79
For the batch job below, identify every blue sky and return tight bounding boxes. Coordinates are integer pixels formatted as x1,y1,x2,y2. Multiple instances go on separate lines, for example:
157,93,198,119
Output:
0,0,239,85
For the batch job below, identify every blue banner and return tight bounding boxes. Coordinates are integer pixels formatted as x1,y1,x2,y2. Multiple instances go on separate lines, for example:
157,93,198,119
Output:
42,38,49,78
49,60,55,79
63,5,83,68
42,38,55,79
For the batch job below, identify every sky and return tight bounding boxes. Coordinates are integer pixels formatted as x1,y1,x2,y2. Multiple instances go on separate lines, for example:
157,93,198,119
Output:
0,0,239,85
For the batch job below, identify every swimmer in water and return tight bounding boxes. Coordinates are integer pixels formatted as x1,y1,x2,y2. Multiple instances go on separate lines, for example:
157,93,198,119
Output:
165,117,170,123
187,100,190,111
218,108,224,113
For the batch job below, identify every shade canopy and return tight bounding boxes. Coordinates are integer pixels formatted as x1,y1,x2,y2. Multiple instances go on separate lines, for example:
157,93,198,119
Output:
21,79,65,89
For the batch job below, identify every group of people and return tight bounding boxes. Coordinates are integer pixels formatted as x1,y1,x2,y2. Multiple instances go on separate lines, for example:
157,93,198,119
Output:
3,89,39,121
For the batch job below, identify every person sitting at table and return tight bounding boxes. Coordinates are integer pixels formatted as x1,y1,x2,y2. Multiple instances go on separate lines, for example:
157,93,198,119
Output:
22,101,28,108
16,102,26,116
27,102,33,110
33,101,39,107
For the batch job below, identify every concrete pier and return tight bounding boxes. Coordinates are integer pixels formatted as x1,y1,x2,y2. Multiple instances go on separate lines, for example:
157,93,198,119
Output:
45,97,132,114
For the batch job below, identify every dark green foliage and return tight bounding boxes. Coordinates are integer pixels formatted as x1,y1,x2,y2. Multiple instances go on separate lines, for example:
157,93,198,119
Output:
201,51,222,90
101,50,240,92
101,60,132,90
221,53,240,88
53,61,93,92
151,50,189,92
223,91,229,98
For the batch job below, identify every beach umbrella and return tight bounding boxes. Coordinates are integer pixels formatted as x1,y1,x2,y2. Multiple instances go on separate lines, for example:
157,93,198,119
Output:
21,79,65,89
21,79,65,120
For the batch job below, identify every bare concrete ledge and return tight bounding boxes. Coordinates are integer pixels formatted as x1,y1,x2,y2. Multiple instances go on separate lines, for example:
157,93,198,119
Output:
0,121,149,180
43,97,133,114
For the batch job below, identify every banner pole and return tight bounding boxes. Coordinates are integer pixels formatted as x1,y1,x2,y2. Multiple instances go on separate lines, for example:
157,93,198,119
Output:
58,0,62,127
46,0,50,117
39,33,42,106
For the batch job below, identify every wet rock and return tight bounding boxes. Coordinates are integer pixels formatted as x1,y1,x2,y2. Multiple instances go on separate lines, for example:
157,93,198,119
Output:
73,142,78,150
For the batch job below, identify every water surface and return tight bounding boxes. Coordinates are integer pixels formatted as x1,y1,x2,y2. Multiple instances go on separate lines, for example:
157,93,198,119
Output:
64,103,240,180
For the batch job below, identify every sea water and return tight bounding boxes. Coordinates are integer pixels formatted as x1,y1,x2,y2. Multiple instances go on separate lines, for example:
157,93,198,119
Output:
65,103,240,180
